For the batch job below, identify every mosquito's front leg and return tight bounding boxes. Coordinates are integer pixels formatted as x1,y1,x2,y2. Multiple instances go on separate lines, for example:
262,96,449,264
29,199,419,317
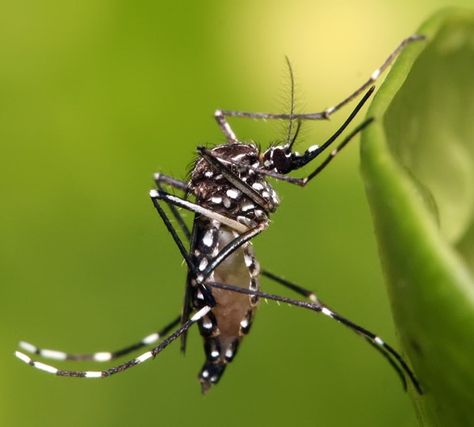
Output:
215,35,424,126
205,87,374,189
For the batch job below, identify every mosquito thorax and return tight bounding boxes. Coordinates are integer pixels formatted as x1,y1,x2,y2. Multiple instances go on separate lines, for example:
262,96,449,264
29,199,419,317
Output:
190,143,280,223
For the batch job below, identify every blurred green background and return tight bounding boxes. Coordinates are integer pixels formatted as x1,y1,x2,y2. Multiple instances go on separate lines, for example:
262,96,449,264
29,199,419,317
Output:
1,1,471,426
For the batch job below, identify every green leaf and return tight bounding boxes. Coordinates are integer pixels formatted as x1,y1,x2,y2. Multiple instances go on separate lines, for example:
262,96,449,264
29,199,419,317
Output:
360,8,474,427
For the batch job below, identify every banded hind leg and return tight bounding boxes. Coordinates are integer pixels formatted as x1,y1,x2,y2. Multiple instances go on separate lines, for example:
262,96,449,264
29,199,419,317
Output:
149,178,418,391
260,270,411,390
207,280,422,394
17,316,180,364
15,307,211,378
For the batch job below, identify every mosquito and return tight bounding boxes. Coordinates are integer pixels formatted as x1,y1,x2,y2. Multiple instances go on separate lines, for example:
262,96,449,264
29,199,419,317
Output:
16,35,424,394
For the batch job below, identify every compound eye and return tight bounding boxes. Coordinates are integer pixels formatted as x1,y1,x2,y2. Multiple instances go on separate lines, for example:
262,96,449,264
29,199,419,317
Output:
271,148,292,174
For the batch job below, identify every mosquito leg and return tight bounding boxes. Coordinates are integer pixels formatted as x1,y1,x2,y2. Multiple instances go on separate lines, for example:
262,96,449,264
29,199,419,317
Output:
15,307,212,378
205,116,374,189
204,89,374,188
299,118,374,185
207,281,422,394
214,109,239,143
150,175,196,351
261,269,319,302
216,35,424,123
198,222,268,285
150,192,216,307
150,193,195,273
260,269,408,390
153,173,192,241
150,189,266,297
153,173,189,193
150,189,249,234
18,316,180,363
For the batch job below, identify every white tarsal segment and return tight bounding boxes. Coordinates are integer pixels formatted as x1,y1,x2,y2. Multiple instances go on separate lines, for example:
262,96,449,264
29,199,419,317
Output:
136,351,153,364
19,341,37,354
371,69,381,80
34,361,58,374
15,351,31,364
85,371,102,378
308,144,320,153
93,352,112,362
374,336,384,346
40,349,67,361
321,307,333,318
142,332,160,345
191,306,212,322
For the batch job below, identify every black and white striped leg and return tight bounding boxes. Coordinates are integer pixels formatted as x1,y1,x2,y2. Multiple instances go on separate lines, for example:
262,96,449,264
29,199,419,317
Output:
207,281,423,394
198,222,268,285
150,190,266,296
15,307,212,378
214,35,424,126
207,90,375,188
261,269,319,302
150,191,216,306
17,316,180,363
261,269,409,390
153,174,192,241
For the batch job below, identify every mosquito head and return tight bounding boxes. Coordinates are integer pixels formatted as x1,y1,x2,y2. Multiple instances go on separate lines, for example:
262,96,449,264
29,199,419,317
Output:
261,119,303,175
261,145,293,174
